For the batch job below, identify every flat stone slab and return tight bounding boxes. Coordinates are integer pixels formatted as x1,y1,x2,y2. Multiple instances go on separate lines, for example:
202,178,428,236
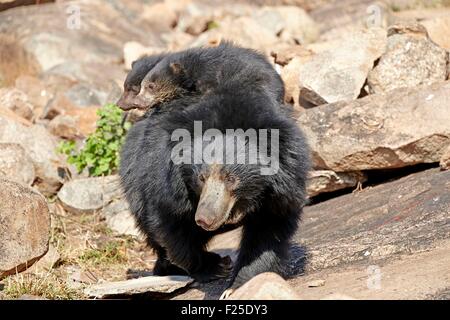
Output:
293,168,450,273
85,275,194,298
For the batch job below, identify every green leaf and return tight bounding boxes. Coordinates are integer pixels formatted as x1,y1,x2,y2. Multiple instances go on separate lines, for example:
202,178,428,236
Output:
55,103,131,177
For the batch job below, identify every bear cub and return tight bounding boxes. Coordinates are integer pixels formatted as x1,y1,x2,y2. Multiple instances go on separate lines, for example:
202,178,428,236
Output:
117,42,286,114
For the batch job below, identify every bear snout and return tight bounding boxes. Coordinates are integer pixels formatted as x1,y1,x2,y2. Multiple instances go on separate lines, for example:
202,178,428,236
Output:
195,215,215,230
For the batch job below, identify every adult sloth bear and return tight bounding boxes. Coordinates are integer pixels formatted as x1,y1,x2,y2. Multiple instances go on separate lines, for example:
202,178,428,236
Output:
119,47,309,293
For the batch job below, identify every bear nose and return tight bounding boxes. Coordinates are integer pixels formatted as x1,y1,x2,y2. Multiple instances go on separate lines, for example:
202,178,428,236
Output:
195,217,213,230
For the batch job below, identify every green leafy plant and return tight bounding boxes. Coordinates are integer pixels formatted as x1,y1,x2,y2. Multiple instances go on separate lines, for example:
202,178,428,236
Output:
58,104,131,177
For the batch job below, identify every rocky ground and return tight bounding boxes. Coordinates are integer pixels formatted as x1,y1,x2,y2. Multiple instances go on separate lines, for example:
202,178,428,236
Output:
0,0,449,300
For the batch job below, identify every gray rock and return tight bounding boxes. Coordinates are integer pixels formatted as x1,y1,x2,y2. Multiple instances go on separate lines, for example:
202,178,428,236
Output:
104,200,141,238
57,176,118,214
297,81,450,171
299,28,387,105
253,6,319,44
307,171,366,197
368,22,448,94
225,272,300,300
0,88,34,120
0,1,163,73
48,114,79,140
0,115,64,195
0,143,35,186
0,179,50,279
43,61,125,108
84,275,194,298
100,175,141,237
191,16,278,52
58,175,141,236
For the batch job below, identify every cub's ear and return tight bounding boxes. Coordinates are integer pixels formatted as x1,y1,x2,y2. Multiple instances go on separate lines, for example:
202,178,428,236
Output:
170,62,184,75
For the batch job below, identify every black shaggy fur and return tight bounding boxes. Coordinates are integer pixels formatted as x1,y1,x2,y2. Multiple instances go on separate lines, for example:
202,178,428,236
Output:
119,42,285,113
147,42,286,104
119,60,310,289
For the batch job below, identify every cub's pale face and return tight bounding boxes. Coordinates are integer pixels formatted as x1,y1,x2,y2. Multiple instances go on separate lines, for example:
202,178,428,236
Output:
133,62,189,109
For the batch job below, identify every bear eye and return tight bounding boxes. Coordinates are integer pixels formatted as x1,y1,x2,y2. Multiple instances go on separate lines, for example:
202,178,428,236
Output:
147,82,156,90
199,174,206,183
130,85,140,93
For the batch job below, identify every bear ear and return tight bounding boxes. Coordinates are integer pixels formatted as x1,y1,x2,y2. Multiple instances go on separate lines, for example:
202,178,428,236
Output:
170,62,184,75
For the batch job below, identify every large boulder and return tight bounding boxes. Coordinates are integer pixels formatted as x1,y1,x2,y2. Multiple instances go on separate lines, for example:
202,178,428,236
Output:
297,81,450,171
294,168,450,272
0,1,162,109
0,143,35,186
0,114,64,194
368,23,448,94
298,28,387,105
0,179,50,279
0,0,163,74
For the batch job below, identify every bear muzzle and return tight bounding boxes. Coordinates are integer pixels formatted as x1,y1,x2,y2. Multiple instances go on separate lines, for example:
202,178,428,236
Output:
195,177,236,231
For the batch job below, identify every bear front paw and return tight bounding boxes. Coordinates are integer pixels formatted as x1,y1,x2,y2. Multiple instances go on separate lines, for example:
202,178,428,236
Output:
191,254,233,283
